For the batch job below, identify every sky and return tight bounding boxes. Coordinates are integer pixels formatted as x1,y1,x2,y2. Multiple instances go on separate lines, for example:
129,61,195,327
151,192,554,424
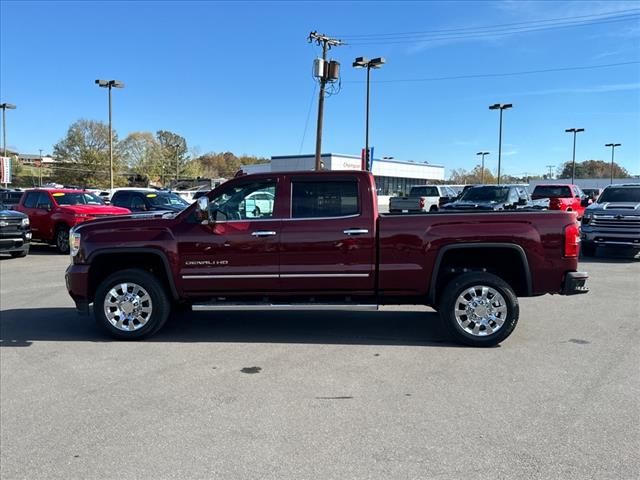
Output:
1,0,639,177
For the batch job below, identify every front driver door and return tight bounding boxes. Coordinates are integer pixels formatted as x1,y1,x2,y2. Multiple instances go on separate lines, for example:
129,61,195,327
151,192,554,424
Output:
176,177,283,294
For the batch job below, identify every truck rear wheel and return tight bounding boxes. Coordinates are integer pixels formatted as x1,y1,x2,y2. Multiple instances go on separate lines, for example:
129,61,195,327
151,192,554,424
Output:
94,268,170,340
439,272,519,347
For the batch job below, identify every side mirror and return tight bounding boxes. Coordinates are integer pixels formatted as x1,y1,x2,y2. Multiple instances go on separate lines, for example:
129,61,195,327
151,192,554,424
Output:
197,196,210,223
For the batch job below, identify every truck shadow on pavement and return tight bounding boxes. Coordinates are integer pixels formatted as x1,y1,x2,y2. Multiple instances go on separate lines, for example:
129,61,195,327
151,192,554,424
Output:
0,308,462,348
580,246,640,264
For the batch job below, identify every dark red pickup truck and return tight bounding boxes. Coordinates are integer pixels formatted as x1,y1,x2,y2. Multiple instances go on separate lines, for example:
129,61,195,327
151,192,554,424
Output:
66,171,588,346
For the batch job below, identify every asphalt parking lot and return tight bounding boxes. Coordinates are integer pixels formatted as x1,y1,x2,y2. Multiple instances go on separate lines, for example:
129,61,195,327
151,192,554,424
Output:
1,246,639,480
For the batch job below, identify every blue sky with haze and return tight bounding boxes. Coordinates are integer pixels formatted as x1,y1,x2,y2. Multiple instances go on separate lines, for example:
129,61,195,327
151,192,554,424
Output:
1,0,639,176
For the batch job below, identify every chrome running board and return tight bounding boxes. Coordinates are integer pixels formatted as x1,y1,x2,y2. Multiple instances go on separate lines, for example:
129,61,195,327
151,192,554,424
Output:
192,303,379,312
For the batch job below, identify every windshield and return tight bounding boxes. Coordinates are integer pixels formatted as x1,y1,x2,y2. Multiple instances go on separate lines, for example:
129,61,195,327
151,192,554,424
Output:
146,192,189,208
532,186,572,198
53,192,105,205
597,187,640,203
459,186,509,203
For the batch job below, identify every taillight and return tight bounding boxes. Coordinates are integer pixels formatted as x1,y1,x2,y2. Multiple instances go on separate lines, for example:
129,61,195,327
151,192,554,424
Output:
419,198,425,209
564,223,580,257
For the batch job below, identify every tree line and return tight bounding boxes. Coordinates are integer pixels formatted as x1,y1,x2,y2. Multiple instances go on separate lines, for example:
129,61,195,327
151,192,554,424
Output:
449,160,630,185
42,119,268,188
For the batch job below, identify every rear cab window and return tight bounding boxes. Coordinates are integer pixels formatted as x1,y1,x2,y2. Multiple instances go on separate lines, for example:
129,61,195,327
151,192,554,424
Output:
291,178,359,218
409,186,439,197
532,186,572,198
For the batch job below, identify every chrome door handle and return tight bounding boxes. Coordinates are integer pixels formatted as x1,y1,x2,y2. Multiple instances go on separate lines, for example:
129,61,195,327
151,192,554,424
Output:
343,229,369,236
251,231,277,237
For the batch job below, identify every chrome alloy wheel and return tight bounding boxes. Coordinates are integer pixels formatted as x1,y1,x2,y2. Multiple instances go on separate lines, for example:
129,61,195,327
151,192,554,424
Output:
454,285,508,337
103,282,153,332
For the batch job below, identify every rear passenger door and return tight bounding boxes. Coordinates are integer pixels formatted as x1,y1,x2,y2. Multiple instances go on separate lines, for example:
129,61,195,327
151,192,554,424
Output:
279,175,376,294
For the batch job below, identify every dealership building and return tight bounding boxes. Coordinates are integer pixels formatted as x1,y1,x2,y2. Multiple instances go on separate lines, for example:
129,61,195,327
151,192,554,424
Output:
240,153,445,197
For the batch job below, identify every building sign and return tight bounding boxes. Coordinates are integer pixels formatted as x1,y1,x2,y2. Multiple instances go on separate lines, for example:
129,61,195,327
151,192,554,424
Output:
0,157,11,184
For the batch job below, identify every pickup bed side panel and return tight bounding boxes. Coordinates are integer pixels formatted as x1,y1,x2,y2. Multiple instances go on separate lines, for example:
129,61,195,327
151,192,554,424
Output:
377,211,579,298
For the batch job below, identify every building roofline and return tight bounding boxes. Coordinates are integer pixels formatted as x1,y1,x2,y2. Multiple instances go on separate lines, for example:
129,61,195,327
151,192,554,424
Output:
270,153,443,168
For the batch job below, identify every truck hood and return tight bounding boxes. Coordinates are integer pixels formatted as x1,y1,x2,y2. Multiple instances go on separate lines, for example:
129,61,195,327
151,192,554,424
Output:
72,212,174,233
443,201,501,210
586,202,640,214
59,204,131,216
0,208,27,219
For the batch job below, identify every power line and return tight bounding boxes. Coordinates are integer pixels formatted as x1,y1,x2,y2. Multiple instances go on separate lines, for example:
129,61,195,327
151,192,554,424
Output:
338,8,640,39
343,13,640,45
342,60,640,84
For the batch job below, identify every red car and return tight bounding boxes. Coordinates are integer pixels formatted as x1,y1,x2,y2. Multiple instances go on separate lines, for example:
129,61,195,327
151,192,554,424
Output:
16,189,130,253
66,171,588,347
531,184,590,218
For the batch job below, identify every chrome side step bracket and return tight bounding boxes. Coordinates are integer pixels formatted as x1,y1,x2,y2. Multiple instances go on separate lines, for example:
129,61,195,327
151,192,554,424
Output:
192,303,379,312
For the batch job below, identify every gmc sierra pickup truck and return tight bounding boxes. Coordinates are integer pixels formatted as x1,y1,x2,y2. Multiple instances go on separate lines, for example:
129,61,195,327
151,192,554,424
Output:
65,171,588,347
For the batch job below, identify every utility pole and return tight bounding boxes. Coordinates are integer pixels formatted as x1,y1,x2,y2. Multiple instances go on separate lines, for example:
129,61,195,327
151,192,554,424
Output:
546,164,554,179
309,31,343,171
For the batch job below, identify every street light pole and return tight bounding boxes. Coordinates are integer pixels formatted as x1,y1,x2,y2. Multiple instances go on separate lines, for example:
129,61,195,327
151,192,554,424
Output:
39,148,43,186
476,151,490,183
565,128,585,184
489,103,512,185
1,103,16,187
353,57,385,171
95,80,124,190
605,143,622,184
174,144,180,184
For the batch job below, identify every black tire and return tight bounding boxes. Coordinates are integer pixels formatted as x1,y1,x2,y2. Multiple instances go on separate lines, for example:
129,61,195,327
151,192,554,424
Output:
439,272,519,347
94,268,171,340
10,249,29,258
581,241,596,257
55,225,70,254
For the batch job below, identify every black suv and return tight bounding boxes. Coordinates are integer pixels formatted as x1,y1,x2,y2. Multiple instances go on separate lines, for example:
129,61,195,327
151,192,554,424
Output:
110,189,190,213
0,201,31,257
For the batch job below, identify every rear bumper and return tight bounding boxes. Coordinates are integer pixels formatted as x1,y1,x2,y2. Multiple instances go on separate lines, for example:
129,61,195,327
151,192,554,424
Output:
561,271,589,295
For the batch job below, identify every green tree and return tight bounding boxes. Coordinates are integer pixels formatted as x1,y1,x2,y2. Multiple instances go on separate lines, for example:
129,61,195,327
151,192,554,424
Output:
195,151,268,178
156,130,193,183
52,119,124,187
120,132,163,183
449,165,497,184
558,159,629,179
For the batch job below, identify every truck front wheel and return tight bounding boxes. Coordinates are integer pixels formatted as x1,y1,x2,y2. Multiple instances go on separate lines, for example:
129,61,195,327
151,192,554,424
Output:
439,272,519,347
94,269,170,340
55,225,70,254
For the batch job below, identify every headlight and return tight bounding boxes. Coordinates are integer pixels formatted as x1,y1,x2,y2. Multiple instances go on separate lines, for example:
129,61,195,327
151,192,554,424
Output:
21,217,30,227
69,232,81,257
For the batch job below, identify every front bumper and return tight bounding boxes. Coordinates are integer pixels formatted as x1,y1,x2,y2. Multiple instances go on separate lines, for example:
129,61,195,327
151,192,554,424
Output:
0,230,31,252
581,227,640,248
65,263,91,314
561,271,589,295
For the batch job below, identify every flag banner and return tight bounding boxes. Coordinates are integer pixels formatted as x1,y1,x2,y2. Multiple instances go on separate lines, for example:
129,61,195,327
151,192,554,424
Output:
0,157,11,184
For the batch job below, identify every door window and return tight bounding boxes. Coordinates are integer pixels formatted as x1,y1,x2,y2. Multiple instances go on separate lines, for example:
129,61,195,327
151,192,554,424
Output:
36,192,53,209
111,192,131,208
23,192,39,208
130,194,147,211
292,179,359,218
209,180,277,221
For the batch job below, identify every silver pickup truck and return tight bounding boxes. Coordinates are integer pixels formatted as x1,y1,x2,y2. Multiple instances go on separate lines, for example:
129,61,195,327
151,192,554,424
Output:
580,183,640,256
389,185,457,213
